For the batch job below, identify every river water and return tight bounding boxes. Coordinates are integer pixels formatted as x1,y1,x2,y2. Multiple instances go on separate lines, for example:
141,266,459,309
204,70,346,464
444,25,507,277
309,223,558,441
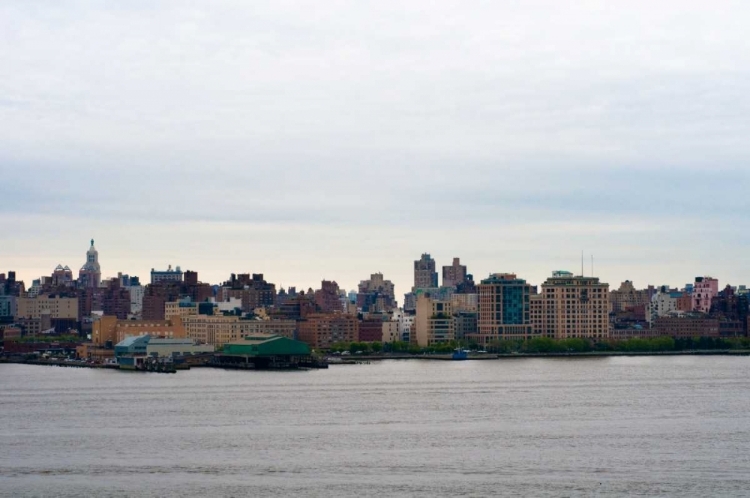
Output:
1,357,749,497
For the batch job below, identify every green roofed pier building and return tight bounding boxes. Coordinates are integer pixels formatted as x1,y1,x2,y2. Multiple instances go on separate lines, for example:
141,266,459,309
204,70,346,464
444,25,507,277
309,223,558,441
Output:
213,333,323,369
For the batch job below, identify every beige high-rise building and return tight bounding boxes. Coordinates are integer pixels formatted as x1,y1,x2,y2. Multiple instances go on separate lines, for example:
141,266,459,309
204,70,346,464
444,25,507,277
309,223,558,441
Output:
414,293,454,347
610,281,652,312
469,273,537,345
536,271,610,340
17,295,79,320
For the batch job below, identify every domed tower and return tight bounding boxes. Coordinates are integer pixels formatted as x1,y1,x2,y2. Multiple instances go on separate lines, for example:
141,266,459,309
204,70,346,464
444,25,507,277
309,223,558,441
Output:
79,239,102,288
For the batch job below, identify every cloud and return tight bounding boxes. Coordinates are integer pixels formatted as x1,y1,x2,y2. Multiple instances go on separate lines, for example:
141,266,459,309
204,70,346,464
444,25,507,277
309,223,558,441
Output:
1,0,749,292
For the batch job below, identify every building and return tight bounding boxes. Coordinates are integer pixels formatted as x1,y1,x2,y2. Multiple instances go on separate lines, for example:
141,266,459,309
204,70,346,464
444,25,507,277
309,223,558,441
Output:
128,284,144,317
399,313,415,342
652,316,720,338
17,295,79,321
536,271,610,340
114,335,213,360
239,319,297,340
359,317,385,342
101,278,131,320
183,314,243,346
217,273,276,311
214,334,312,369
442,257,467,288
693,276,719,313
165,300,200,319
454,312,478,341
414,293,454,347
470,273,535,345
414,253,438,290
297,313,359,349
381,320,400,343
51,265,74,287
78,239,102,289
0,295,17,320
451,293,478,313
314,280,343,313
646,287,687,325
92,315,186,346
610,281,653,313
357,273,397,312
151,265,183,285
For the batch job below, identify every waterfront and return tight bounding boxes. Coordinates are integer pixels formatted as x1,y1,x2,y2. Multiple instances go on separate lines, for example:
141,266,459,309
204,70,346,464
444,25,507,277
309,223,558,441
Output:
2,357,750,497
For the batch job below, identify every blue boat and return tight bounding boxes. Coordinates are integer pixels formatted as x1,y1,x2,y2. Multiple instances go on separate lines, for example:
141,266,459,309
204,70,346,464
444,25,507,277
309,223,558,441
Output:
452,349,468,360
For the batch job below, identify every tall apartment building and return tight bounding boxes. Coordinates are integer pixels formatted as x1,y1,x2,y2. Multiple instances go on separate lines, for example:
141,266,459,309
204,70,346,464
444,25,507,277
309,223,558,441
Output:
414,293,454,347
468,273,535,345
693,276,719,314
314,280,343,313
357,273,397,312
297,313,359,349
414,253,438,290
442,258,467,288
536,271,610,340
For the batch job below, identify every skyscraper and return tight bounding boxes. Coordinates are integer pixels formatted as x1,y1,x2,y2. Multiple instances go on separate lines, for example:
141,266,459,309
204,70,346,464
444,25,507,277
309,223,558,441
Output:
536,271,610,340
469,273,536,345
78,239,101,289
442,257,467,288
413,253,438,290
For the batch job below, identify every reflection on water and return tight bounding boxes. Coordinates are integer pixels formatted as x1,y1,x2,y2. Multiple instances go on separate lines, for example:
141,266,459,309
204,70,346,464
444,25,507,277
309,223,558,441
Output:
1,357,750,497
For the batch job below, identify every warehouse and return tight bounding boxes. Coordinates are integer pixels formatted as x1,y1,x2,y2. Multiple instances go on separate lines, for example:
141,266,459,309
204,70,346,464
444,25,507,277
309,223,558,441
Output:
213,333,317,369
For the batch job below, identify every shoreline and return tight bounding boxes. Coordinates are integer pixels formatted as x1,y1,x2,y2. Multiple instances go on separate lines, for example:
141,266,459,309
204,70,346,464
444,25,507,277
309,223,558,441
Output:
330,350,750,362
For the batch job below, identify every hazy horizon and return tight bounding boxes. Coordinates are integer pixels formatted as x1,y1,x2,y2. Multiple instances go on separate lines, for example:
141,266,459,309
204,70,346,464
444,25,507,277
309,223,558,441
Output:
2,1,749,297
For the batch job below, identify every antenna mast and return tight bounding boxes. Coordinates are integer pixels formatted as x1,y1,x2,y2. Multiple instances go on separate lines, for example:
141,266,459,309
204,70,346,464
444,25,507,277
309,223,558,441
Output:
581,251,584,277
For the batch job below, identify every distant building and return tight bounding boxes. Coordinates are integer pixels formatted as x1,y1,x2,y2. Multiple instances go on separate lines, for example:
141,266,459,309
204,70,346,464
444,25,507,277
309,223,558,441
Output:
535,271,610,340
314,280,344,313
454,312,478,341
451,293,478,313
92,316,186,346
693,276,719,313
469,273,535,345
652,316,719,338
646,287,688,325
442,257,467,288
17,294,79,321
151,265,183,285
297,313,359,349
414,293,454,347
357,273,397,312
51,264,74,287
78,239,101,289
414,253,438,290
610,281,653,313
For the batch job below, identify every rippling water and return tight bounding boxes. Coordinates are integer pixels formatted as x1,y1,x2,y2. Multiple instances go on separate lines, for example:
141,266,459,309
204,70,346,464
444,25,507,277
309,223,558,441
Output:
2,357,750,497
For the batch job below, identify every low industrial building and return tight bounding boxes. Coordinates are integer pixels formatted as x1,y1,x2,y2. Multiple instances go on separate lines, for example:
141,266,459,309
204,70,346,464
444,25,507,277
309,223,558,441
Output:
213,333,313,369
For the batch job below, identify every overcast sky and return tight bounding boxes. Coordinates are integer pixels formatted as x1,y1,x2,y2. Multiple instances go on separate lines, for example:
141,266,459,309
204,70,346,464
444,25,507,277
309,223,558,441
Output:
2,1,749,297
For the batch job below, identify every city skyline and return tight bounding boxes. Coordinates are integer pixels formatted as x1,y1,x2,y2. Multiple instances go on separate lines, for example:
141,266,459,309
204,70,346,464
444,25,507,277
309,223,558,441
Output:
2,237,741,301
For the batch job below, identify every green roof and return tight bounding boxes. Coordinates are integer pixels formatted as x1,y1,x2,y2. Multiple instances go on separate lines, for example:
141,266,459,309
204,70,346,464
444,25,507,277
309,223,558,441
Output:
222,335,310,356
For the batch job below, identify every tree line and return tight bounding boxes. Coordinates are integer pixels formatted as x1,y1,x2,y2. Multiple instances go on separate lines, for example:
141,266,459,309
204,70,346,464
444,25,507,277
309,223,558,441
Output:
329,336,750,355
